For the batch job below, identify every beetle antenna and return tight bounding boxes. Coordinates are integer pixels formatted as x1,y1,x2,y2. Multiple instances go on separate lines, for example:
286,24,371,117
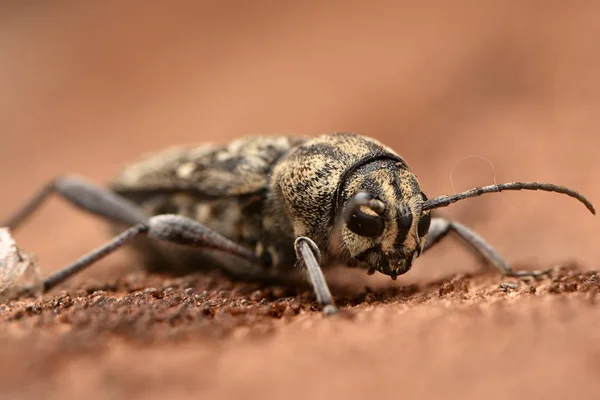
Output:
422,182,596,215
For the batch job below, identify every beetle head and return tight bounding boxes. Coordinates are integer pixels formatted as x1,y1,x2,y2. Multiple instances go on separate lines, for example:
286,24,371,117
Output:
335,162,431,280
334,160,596,280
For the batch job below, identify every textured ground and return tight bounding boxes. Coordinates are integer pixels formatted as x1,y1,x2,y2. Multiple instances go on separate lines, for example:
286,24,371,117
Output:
1,266,599,400
1,2,600,400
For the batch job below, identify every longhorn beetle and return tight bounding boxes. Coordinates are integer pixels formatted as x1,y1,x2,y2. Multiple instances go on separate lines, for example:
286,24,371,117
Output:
2,133,595,315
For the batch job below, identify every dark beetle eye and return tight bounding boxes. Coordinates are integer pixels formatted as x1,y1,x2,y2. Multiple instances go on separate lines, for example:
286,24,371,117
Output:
417,212,431,237
418,192,431,237
346,208,385,238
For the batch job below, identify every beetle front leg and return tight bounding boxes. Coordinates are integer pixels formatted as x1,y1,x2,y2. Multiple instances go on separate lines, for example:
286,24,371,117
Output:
423,217,551,278
294,237,338,316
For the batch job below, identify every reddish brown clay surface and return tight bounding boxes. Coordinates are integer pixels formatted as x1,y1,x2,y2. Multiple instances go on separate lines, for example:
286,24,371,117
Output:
1,2,599,400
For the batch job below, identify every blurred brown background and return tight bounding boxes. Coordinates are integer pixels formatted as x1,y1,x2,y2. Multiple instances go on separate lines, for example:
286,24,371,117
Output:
1,1,598,284
1,2,600,400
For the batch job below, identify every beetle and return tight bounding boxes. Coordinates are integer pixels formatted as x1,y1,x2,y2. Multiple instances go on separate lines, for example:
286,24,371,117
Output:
2,133,595,314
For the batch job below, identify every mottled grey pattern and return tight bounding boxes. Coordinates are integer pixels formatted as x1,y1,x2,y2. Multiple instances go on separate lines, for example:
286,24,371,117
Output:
111,136,305,196
110,133,431,278
3,134,594,312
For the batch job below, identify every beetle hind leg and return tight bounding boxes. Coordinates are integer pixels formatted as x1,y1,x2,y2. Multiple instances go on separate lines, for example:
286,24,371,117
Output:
2,176,148,230
422,217,552,279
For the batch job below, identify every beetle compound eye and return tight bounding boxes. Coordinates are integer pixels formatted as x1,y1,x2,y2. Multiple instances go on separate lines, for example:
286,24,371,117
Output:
346,208,385,238
342,192,386,238
417,212,431,237
417,192,431,237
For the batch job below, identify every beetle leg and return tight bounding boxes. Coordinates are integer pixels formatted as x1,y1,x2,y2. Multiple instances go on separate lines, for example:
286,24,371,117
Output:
422,217,551,279
42,214,263,291
2,176,148,230
294,237,338,315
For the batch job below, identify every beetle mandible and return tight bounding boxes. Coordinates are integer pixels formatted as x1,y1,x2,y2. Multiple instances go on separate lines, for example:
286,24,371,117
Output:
2,133,595,314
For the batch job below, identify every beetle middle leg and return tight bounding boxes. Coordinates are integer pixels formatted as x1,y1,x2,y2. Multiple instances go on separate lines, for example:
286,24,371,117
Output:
422,217,552,278
42,214,264,291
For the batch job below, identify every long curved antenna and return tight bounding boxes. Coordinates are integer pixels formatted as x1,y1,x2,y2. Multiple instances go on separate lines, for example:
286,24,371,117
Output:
422,182,595,215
